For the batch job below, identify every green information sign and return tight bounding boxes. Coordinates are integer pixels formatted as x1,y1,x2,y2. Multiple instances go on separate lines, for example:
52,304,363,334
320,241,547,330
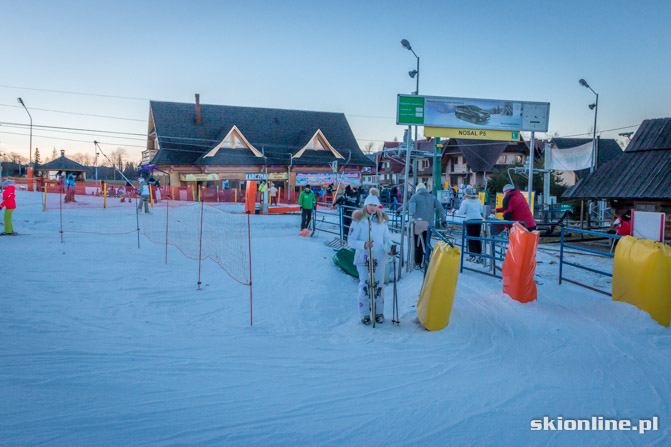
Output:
397,95,425,125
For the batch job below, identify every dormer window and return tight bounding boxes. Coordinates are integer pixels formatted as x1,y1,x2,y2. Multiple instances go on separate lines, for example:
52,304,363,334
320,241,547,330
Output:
203,125,263,158
293,129,344,159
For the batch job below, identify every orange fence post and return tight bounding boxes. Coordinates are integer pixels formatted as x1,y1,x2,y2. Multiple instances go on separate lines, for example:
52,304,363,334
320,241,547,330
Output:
171,187,174,206
103,182,107,208
149,185,154,208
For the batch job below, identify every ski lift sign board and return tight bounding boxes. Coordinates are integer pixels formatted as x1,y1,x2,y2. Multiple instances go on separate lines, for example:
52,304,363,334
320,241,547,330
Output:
632,211,666,242
397,94,550,132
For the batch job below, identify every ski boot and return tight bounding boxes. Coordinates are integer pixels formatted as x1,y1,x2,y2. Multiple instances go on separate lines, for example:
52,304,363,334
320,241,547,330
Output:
361,315,371,325
375,314,384,324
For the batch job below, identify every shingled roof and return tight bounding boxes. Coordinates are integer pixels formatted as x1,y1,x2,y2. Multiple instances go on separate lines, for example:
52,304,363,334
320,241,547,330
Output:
563,118,671,200
148,100,374,168
38,152,87,171
442,138,530,172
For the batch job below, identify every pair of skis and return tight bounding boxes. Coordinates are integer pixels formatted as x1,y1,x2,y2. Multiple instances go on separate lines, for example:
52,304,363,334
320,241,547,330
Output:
365,215,400,327
367,215,377,327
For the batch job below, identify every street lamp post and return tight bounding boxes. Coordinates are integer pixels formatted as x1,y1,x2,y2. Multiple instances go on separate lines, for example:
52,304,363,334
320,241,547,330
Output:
17,98,33,167
401,39,421,191
579,79,599,173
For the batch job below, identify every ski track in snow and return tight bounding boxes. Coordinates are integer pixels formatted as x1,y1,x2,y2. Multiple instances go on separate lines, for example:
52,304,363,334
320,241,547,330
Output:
1,191,670,446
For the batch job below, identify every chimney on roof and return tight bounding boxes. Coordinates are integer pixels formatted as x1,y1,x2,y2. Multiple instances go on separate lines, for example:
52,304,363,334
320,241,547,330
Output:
195,94,202,125
61,150,65,157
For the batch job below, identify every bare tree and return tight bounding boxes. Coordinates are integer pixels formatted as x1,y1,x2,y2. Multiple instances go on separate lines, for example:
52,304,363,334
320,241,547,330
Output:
70,153,87,165
80,153,92,166
50,148,58,161
110,147,127,170
108,147,127,180
364,142,376,154
10,152,26,164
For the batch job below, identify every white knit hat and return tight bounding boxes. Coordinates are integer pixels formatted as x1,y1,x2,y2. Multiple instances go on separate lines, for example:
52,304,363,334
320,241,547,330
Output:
416,182,427,191
364,194,381,207
503,184,514,192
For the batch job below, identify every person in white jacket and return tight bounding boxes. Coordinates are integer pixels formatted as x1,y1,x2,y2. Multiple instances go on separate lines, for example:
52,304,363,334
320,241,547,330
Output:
137,178,151,213
348,193,393,325
456,186,484,262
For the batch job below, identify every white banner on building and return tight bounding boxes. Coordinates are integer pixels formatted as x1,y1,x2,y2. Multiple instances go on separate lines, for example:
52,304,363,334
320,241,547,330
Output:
548,142,594,171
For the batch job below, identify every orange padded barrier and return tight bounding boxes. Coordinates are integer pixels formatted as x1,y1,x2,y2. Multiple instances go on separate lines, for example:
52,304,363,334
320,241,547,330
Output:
502,223,540,303
244,181,257,214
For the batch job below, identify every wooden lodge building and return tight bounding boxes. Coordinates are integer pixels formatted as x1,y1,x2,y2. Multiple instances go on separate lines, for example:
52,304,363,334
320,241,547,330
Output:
141,95,374,194
564,118,671,238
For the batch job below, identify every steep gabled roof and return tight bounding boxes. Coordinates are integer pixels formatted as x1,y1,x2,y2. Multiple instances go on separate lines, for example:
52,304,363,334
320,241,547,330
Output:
625,118,671,152
442,138,529,172
38,153,87,171
563,118,671,200
148,100,373,167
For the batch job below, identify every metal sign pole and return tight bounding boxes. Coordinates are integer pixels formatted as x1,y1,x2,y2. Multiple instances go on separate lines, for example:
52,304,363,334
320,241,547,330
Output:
398,125,413,278
544,142,551,206
527,131,535,203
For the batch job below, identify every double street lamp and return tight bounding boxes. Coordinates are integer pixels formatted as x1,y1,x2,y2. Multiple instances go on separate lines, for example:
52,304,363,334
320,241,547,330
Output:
579,79,598,173
17,97,33,168
401,39,419,95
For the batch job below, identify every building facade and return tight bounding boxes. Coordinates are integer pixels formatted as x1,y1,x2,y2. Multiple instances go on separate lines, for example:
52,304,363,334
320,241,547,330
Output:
142,95,374,194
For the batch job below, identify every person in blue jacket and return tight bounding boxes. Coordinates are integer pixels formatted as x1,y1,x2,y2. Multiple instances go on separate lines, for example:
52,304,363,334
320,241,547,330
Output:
65,173,76,203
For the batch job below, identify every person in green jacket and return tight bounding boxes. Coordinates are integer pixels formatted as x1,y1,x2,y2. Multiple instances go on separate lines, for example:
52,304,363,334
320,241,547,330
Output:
299,185,316,230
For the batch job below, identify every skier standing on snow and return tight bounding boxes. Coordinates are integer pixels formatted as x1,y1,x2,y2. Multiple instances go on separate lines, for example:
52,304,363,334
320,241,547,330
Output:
0,183,17,235
348,193,392,325
299,185,316,230
64,173,76,203
137,178,150,214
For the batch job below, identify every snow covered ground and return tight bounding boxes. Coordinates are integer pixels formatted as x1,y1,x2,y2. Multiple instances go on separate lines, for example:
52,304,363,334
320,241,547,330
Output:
2,191,670,446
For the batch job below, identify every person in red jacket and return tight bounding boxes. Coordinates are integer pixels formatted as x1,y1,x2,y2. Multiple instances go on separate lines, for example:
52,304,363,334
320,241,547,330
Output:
496,184,536,231
613,209,632,236
0,183,17,235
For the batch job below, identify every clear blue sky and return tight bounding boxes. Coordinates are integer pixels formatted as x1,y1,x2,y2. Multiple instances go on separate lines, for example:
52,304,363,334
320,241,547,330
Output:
1,0,669,163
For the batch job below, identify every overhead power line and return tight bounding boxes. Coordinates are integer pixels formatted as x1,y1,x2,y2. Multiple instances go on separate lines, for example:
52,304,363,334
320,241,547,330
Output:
0,85,149,101
0,121,145,137
0,130,146,148
0,103,145,122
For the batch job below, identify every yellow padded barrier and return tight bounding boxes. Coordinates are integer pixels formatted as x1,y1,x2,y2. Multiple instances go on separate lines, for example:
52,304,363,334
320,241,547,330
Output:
416,241,460,331
613,236,671,327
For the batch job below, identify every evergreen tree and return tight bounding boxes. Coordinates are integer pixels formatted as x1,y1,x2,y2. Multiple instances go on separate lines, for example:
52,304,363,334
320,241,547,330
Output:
34,147,41,166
